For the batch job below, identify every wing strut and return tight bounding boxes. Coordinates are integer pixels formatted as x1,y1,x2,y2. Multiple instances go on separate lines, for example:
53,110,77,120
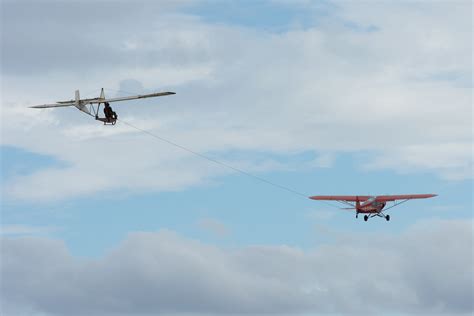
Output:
381,199,410,212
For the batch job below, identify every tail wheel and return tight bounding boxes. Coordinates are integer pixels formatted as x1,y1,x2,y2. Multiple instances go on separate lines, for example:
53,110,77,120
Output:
385,214,390,221
364,215,368,221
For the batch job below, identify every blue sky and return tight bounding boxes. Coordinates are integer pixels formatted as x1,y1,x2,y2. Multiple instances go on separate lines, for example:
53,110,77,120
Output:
184,0,331,30
1,0,472,315
2,148,470,257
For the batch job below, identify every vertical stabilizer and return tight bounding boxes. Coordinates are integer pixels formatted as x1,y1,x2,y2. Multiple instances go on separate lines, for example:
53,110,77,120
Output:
75,90,80,105
74,89,91,115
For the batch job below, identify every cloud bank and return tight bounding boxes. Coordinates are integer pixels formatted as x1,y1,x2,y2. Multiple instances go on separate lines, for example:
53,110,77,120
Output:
1,219,472,316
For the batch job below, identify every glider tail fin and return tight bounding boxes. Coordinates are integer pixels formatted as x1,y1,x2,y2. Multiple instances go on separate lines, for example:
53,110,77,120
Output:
75,90,80,105
74,89,91,115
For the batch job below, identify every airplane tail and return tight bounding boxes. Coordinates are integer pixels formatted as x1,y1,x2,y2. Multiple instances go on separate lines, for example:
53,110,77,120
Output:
75,90,80,105
74,89,91,115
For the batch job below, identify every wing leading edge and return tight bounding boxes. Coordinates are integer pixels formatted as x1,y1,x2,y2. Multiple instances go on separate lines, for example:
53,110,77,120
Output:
309,194,437,202
309,195,371,202
97,91,176,104
374,194,437,201
82,91,176,105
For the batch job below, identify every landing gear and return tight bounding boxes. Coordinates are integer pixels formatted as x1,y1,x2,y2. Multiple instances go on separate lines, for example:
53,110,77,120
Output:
356,212,359,219
361,213,390,222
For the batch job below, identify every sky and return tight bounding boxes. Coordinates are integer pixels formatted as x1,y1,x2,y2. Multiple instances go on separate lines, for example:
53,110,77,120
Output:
0,0,473,315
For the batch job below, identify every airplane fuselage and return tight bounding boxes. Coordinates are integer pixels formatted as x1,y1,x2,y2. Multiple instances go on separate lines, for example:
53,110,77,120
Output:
356,201,386,214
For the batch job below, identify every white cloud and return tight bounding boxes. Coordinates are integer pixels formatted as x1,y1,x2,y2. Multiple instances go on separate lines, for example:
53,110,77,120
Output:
0,224,60,236
1,219,472,315
1,1,472,201
364,143,473,180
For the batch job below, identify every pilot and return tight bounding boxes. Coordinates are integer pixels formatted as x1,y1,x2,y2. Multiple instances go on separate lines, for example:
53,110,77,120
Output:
103,102,117,121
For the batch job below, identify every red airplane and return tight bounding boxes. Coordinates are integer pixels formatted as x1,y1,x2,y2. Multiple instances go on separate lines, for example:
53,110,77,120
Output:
309,194,437,221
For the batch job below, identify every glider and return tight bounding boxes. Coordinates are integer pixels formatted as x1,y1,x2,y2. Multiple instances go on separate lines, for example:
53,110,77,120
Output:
30,88,175,125
309,194,437,221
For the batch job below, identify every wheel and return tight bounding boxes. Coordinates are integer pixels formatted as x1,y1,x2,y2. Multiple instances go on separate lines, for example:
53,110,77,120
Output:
385,214,390,221
364,215,368,222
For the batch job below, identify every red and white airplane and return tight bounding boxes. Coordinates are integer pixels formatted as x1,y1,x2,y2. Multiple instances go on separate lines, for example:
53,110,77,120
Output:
309,194,437,221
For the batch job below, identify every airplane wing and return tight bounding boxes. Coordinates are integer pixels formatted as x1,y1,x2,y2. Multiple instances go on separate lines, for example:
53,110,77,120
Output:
30,91,175,109
375,194,437,202
30,102,75,109
84,91,176,105
309,194,437,202
309,195,371,202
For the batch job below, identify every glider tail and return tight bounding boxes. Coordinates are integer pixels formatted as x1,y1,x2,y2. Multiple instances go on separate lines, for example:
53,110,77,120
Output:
74,89,91,115
75,90,80,105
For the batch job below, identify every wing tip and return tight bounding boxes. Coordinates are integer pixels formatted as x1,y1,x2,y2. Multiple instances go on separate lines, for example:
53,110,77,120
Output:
416,194,438,198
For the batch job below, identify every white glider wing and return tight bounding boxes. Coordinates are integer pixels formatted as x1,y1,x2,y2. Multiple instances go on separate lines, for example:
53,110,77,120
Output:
30,102,75,109
29,89,175,110
84,91,176,105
